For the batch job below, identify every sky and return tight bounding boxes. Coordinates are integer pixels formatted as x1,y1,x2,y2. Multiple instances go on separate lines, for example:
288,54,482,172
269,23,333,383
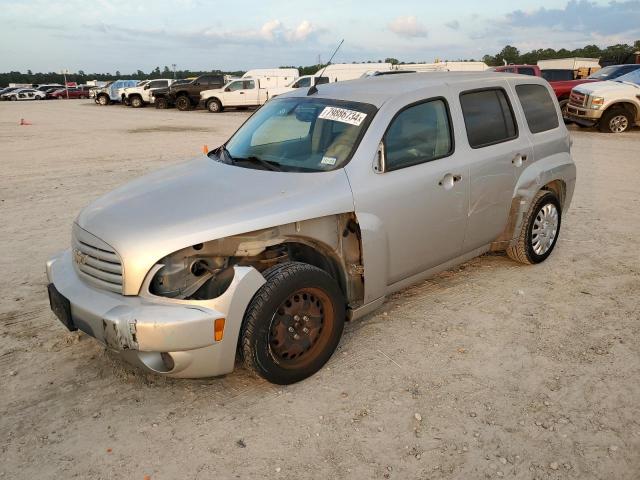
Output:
0,0,639,73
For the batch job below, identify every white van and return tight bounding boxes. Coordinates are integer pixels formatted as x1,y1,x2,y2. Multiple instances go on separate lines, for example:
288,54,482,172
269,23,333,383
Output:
319,63,393,82
242,69,299,88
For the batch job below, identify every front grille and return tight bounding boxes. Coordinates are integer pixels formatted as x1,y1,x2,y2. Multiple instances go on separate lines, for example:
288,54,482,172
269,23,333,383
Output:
569,91,586,107
72,224,123,294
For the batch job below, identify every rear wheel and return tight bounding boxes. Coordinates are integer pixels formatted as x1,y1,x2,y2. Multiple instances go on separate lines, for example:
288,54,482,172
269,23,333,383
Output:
507,190,562,265
175,95,191,111
599,108,632,133
240,262,346,384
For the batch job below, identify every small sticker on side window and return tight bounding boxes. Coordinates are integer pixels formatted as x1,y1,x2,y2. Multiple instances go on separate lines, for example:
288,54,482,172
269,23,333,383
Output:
318,106,367,126
321,156,337,165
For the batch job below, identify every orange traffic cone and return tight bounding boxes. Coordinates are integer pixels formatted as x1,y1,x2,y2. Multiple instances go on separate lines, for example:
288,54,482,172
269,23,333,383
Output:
202,144,209,154
19,118,32,126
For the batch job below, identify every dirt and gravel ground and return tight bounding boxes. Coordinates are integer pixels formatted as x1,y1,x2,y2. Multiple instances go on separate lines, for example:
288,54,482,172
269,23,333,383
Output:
0,100,639,480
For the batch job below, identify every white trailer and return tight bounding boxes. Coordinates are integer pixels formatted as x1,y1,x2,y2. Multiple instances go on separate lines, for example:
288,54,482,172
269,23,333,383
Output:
241,68,299,88
318,63,393,82
537,58,600,71
395,61,489,73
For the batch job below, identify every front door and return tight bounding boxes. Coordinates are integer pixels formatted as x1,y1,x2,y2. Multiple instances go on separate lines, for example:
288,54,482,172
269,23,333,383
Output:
347,95,470,286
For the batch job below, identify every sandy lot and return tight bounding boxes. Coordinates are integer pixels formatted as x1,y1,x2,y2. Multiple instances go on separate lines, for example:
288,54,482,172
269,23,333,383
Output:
0,100,639,480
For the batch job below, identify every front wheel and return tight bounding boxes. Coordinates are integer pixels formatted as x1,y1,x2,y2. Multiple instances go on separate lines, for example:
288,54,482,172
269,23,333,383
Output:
175,95,191,111
155,97,168,109
507,190,562,264
206,98,223,113
130,96,143,108
240,262,346,384
97,94,110,106
599,109,632,133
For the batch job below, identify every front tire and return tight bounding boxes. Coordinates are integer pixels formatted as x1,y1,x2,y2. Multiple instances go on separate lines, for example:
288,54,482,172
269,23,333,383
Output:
206,98,223,113
97,94,110,106
130,95,143,108
155,97,169,109
175,95,191,111
507,190,562,264
240,262,346,385
599,108,632,133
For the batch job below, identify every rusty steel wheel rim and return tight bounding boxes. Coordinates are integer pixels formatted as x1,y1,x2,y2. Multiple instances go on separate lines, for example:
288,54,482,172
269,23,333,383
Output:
268,287,334,368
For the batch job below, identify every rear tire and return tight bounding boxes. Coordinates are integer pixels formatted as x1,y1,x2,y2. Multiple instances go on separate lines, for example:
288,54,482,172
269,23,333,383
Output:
507,190,562,265
599,108,632,133
175,95,191,111
240,262,346,385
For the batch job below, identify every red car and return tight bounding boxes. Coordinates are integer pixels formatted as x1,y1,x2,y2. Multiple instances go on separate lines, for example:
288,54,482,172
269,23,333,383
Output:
48,86,92,99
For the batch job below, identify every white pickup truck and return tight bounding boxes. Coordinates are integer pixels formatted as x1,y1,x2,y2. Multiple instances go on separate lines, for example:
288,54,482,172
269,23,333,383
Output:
122,79,175,108
199,78,289,113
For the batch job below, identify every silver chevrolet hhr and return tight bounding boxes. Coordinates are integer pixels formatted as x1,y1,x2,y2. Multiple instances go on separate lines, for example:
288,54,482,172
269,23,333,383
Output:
47,73,576,384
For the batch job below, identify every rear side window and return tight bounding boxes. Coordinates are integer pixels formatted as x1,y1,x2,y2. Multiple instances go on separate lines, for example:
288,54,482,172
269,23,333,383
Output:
384,99,453,171
518,67,536,76
460,89,517,148
515,84,559,133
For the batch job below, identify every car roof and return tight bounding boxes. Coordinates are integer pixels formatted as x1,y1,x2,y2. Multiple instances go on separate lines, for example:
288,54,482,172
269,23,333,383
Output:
285,71,544,107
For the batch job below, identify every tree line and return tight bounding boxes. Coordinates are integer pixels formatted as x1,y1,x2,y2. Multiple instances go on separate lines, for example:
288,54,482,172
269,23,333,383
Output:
1,40,638,86
482,40,640,67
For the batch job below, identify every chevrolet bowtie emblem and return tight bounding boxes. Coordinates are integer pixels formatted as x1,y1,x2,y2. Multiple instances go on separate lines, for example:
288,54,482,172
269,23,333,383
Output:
73,249,88,265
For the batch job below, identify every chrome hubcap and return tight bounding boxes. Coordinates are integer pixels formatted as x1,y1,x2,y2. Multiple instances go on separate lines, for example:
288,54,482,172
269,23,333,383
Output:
609,115,628,133
531,203,558,255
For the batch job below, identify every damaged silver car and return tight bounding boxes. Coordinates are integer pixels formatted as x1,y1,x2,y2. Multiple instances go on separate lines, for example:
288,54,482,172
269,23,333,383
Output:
47,73,576,384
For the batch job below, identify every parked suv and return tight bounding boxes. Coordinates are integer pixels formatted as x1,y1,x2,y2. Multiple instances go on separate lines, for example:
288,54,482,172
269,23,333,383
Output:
94,80,139,105
46,73,576,384
565,68,640,133
158,74,225,110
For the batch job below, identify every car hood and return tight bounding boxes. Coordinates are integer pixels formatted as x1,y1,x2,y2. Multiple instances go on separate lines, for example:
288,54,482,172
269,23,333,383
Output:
76,156,355,294
574,80,639,95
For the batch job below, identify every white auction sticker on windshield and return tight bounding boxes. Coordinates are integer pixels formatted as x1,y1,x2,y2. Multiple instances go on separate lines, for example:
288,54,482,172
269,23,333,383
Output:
318,106,367,126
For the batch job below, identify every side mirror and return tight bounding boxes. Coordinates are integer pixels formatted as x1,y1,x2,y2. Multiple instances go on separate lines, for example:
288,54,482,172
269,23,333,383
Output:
374,141,386,174
144,85,150,90
194,82,200,86
225,87,231,92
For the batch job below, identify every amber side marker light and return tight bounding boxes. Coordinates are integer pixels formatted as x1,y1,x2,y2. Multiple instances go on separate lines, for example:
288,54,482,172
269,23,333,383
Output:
214,318,226,342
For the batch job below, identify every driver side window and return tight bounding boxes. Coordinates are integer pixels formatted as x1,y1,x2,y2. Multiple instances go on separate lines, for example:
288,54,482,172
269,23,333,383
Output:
384,99,453,171
227,81,244,91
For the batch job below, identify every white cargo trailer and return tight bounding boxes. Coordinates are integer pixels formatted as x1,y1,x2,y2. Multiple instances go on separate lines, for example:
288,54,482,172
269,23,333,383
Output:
537,58,600,71
241,68,299,88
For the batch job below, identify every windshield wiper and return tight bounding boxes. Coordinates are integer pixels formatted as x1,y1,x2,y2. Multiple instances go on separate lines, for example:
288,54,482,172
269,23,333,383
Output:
232,155,283,172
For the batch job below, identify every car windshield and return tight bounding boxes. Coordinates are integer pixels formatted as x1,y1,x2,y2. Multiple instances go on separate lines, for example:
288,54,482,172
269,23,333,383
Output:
588,66,622,80
220,97,377,172
614,69,640,85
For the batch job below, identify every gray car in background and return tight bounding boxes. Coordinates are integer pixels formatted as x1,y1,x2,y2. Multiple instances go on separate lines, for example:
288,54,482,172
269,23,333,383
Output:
46,72,576,384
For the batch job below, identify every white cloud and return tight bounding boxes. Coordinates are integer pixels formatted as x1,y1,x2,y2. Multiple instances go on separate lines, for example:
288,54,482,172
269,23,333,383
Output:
388,16,428,38
286,20,316,41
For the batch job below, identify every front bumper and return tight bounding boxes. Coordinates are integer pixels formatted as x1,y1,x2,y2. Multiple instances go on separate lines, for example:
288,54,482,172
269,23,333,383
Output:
564,103,601,126
46,250,265,378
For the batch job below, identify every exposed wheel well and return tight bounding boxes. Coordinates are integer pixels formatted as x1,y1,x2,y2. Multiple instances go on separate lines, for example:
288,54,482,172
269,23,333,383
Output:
606,102,638,118
541,179,567,209
285,242,347,299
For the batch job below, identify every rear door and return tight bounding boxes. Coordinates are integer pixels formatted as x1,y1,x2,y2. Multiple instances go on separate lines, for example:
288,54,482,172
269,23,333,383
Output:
448,81,534,252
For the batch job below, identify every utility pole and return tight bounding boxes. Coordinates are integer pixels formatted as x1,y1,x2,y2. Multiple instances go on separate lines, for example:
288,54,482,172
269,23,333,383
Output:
172,64,177,80
60,69,70,99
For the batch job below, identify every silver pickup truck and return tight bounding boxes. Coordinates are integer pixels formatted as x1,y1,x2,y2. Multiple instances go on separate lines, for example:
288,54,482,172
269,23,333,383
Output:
47,72,576,384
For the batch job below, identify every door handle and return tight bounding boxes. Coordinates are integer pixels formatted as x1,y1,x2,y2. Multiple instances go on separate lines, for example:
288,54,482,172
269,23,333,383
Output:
439,173,463,189
239,92,245,94
512,154,527,167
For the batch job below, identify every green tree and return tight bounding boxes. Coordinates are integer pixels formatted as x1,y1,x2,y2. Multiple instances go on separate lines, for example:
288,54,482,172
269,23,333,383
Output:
499,45,520,64
385,57,399,65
